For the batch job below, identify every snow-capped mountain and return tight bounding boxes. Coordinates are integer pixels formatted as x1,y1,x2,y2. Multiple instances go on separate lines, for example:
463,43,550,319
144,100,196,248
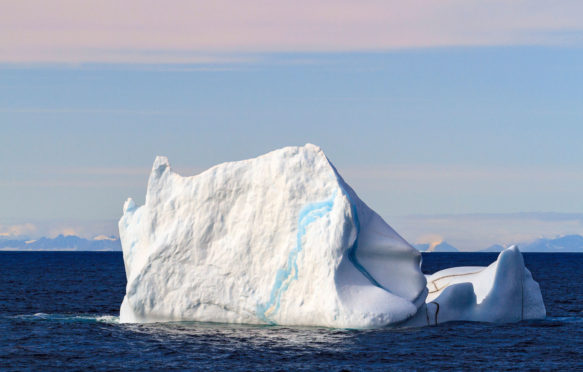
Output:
414,241,459,252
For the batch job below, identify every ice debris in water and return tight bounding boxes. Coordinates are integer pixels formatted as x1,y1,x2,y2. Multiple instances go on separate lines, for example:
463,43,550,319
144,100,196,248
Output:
119,144,545,328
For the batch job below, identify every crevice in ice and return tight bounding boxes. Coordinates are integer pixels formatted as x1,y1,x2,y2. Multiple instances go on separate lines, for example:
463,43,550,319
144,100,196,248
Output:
427,269,485,294
425,305,429,325
339,185,389,292
256,191,337,324
423,302,440,326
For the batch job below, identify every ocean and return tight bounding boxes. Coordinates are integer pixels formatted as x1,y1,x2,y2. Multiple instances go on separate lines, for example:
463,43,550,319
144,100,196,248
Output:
1,252,581,371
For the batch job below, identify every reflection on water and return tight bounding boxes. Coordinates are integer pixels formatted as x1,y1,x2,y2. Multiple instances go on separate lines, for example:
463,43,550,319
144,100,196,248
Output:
122,321,356,351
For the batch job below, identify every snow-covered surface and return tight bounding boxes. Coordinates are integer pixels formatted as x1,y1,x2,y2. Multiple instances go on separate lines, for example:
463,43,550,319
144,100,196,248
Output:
119,144,545,328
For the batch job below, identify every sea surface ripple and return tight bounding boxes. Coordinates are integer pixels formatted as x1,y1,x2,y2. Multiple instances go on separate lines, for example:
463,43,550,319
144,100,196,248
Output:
1,252,582,371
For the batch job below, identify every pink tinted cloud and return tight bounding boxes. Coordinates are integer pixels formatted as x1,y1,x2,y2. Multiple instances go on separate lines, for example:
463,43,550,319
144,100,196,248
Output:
1,0,582,63
0,223,37,237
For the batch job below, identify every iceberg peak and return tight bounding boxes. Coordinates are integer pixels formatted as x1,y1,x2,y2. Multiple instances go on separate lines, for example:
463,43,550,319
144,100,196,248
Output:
151,155,170,177
122,198,136,214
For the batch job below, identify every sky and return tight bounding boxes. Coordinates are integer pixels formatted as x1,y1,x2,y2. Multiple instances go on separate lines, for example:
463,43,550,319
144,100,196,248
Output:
1,1,582,250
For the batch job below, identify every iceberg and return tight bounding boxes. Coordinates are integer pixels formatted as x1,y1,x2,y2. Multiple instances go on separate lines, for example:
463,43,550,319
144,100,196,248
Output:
119,144,545,328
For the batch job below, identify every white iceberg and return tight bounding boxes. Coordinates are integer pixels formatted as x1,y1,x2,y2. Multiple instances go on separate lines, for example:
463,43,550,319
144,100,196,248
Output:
119,144,545,328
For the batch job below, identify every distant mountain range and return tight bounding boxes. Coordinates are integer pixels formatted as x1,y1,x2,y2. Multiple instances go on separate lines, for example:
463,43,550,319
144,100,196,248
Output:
0,235,121,251
414,241,459,252
480,244,505,253
2,234,583,252
518,234,583,253
416,234,583,253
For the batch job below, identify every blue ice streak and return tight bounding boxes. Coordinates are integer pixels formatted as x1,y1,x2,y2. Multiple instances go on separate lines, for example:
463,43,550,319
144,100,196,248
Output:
257,191,336,323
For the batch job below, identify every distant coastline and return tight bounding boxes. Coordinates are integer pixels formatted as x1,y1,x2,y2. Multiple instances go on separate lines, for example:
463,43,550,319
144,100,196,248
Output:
2,233,583,252
414,234,583,253
0,234,120,251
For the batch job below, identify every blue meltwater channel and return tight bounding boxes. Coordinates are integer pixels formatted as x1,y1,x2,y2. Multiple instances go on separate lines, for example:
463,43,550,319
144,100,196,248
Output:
257,191,336,323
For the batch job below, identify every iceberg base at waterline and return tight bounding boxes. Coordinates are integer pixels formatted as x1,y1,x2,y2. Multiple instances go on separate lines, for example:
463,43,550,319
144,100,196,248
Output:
118,144,545,328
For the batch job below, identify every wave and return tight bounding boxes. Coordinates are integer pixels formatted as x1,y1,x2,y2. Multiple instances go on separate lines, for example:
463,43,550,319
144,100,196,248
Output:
12,313,119,324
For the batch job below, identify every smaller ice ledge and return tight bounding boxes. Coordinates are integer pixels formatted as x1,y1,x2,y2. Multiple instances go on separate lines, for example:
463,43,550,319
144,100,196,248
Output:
405,246,546,326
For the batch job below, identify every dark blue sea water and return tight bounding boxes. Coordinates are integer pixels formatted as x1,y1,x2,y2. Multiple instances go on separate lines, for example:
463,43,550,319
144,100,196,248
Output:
1,252,582,371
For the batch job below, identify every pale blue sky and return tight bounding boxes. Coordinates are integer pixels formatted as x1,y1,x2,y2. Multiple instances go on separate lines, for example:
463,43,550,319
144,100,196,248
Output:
1,1,583,248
